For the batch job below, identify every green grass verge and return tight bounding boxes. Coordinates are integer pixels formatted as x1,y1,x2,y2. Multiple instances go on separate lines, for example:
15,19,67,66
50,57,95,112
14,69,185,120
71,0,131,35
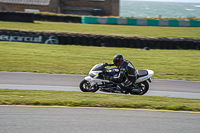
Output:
0,41,200,81
0,21,200,38
0,89,200,111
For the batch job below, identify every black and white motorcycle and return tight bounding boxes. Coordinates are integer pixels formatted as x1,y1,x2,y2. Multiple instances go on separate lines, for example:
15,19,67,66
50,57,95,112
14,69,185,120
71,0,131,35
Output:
79,63,154,95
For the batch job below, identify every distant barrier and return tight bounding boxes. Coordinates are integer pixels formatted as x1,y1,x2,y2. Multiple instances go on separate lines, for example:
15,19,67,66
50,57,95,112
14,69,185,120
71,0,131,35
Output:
0,12,200,49
0,12,81,23
34,14,81,23
0,12,34,23
82,16,200,27
0,30,199,50
0,12,199,27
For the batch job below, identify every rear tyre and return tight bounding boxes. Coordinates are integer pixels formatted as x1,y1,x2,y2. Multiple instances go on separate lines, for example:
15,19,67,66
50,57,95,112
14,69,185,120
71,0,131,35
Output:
130,81,149,95
79,80,99,92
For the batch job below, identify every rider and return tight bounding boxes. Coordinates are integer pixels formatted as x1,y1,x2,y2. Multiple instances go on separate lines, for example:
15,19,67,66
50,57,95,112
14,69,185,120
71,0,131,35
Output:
104,54,137,93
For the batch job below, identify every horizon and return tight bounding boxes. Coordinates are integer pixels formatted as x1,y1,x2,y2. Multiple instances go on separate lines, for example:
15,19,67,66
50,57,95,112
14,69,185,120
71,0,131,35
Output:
121,0,200,3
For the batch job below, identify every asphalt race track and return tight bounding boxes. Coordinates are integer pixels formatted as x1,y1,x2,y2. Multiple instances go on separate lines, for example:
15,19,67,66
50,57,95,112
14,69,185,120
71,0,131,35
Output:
0,106,200,133
1,71,200,133
0,71,200,99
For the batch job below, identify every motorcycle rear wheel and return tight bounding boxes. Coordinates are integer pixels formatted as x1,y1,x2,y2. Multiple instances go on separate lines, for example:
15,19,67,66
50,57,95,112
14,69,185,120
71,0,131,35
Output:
130,81,149,95
79,80,99,92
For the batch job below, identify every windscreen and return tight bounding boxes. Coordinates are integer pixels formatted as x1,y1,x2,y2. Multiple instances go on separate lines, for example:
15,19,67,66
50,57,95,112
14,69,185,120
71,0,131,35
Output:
91,63,105,71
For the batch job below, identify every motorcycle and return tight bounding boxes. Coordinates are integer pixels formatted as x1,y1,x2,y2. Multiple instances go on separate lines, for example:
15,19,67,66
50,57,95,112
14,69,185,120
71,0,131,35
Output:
79,63,154,95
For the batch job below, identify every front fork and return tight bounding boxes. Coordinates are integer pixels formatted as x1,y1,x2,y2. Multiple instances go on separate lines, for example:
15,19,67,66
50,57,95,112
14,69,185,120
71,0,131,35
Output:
148,78,152,83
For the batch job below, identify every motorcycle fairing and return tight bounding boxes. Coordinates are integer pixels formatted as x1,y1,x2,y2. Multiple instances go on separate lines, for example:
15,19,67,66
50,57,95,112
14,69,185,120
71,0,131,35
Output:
84,75,110,87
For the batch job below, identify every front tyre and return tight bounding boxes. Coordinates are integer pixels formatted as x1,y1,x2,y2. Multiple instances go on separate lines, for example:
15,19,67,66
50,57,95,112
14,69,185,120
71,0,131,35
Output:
130,81,149,95
79,80,99,92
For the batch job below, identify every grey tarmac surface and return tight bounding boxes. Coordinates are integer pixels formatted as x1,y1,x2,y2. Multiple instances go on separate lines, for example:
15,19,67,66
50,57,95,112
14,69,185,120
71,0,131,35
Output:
0,106,200,133
0,71,200,99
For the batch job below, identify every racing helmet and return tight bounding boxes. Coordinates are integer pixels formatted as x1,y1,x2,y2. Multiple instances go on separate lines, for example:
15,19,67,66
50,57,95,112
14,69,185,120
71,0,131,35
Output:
113,54,124,67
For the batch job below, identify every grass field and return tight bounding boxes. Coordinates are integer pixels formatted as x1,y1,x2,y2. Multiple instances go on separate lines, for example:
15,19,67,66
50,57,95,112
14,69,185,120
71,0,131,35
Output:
0,89,200,111
0,21,200,38
0,41,199,81
0,21,200,110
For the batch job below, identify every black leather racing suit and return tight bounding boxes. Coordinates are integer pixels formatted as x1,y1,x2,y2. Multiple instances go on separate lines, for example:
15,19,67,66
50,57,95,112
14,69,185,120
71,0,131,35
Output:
107,59,137,90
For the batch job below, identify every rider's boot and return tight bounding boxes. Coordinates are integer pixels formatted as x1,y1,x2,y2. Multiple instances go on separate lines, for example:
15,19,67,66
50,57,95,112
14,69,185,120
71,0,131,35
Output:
117,84,130,94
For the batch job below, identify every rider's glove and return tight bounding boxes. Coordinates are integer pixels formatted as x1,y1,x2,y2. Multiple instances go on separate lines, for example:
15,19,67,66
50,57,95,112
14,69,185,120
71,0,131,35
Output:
103,62,108,66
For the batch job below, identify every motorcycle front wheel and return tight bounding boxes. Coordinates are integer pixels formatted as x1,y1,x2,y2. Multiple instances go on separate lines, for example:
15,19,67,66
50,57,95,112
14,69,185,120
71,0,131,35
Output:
79,80,99,92
130,81,149,95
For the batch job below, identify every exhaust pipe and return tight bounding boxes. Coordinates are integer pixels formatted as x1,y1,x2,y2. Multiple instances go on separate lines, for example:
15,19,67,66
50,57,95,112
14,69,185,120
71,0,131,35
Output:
131,89,141,93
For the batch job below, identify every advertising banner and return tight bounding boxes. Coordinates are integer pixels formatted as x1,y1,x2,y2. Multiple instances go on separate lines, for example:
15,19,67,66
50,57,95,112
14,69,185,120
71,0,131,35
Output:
0,31,59,44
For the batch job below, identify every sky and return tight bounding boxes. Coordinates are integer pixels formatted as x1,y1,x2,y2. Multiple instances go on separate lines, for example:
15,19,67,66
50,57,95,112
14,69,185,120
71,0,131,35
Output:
122,0,200,3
